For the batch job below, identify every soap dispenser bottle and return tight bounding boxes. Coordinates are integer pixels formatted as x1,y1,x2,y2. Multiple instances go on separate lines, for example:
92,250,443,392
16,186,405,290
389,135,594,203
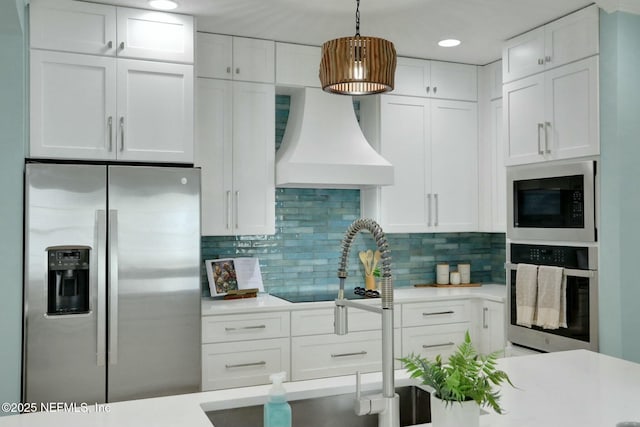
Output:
264,371,291,427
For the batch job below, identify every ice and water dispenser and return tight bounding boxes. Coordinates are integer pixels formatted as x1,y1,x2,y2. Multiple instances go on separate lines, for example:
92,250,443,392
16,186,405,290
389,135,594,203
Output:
47,247,90,315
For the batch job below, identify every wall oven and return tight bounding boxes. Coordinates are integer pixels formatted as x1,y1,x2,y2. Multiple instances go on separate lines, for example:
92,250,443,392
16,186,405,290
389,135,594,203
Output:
506,243,598,352
507,161,596,242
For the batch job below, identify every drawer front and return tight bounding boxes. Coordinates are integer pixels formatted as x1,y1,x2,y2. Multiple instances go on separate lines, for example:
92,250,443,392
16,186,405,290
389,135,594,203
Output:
291,330,401,381
291,306,401,336
402,323,470,361
202,312,290,343
402,300,470,327
202,338,290,391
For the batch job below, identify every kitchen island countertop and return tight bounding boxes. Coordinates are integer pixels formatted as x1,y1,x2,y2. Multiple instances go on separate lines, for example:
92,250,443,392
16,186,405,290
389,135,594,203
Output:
1,349,639,426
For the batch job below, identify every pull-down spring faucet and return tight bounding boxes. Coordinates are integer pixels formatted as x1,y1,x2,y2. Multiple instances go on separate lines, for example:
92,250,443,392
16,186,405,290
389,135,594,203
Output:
334,218,399,427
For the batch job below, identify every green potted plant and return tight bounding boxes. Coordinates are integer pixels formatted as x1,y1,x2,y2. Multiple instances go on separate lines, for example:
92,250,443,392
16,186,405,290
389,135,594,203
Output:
399,331,513,427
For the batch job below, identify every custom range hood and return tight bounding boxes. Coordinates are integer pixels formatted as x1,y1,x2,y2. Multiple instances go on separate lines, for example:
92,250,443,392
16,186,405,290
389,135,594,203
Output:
275,87,394,189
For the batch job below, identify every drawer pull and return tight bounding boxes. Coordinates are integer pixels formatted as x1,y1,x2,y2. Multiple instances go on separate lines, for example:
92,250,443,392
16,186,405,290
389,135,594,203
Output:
331,351,367,358
224,325,266,332
422,310,455,316
225,361,266,369
422,342,455,349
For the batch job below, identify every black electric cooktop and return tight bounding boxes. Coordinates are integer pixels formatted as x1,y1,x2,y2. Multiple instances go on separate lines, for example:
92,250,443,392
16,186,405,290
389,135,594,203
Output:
271,290,379,303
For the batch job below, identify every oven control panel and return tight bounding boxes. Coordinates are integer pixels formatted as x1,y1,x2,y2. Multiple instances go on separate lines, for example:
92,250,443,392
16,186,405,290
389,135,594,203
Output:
510,243,589,269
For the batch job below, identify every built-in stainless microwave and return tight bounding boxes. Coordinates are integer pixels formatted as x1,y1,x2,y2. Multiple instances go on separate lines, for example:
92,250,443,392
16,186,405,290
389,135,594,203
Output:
507,161,596,242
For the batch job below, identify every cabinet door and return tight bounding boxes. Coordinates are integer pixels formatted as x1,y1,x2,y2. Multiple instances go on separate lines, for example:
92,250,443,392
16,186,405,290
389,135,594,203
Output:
544,5,599,70
479,301,505,355
116,7,194,63
545,56,599,160
30,50,116,160
503,73,545,165
30,0,117,56
232,37,275,83
196,33,233,79
430,100,478,231
232,81,276,235
116,60,194,163
275,42,321,88
196,79,234,236
430,61,478,101
490,100,506,232
502,27,545,83
378,96,431,233
393,57,430,97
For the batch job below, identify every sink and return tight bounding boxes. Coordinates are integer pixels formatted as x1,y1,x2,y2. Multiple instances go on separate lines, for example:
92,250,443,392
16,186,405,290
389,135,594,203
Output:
205,385,431,427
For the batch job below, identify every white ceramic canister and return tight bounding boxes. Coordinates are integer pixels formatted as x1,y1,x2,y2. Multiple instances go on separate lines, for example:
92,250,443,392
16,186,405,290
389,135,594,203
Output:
458,263,471,284
436,263,449,285
450,271,461,285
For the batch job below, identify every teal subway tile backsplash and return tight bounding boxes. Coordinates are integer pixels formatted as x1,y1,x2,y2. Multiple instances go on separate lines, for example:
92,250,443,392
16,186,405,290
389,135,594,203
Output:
200,95,506,296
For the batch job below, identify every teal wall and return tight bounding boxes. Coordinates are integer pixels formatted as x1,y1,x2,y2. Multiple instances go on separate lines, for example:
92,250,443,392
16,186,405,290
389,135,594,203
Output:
0,0,26,412
599,10,640,363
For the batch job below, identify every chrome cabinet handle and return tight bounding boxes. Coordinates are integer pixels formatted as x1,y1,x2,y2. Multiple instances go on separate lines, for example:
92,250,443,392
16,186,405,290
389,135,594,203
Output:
422,310,454,316
331,351,367,358
107,41,113,49
537,123,544,155
544,121,551,153
235,191,240,229
434,193,439,226
422,342,454,349
483,307,489,329
226,66,231,74
426,86,430,94
433,86,438,94
96,210,107,366
225,361,266,369
224,325,266,331
225,190,232,230
119,117,125,152
119,42,124,50
235,67,240,74
545,55,551,63
427,194,432,226
107,116,113,151
537,58,544,65
108,210,119,366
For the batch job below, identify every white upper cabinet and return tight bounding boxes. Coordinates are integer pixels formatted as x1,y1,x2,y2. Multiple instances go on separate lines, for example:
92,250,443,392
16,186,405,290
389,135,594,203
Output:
196,33,275,83
360,95,478,233
30,0,194,63
30,0,117,56
275,43,321,88
504,56,598,165
502,5,598,83
393,57,477,101
30,50,193,162
116,7,194,63
196,79,275,236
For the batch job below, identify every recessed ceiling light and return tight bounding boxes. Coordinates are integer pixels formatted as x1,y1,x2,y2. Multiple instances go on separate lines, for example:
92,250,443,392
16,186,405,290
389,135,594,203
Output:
438,39,461,48
148,0,178,10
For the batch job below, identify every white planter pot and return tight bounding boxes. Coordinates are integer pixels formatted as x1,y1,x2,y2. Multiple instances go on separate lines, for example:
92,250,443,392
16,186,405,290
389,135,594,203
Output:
430,394,480,427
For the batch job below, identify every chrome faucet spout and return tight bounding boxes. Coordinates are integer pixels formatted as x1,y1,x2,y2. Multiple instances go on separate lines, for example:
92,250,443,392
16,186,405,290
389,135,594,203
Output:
334,218,399,427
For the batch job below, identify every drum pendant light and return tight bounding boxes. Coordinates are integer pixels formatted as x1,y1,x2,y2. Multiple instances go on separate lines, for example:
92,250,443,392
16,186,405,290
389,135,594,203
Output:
319,0,396,95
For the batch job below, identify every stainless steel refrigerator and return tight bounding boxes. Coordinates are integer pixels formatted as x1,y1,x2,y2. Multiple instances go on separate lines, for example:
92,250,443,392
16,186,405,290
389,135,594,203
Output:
23,163,201,404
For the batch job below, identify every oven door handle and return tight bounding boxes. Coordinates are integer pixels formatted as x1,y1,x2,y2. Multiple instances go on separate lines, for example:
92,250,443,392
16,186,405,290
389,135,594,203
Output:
505,262,595,278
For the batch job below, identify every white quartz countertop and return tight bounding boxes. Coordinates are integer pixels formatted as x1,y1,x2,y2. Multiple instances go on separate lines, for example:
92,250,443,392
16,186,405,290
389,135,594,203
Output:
2,350,640,426
201,284,507,315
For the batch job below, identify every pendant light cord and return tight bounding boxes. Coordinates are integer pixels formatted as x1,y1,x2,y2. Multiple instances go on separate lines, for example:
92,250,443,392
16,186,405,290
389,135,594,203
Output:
355,0,360,36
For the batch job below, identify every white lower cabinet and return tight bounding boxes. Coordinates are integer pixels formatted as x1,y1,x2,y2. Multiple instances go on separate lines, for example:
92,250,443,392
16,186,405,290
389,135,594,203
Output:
402,323,470,360
202,338,290,390
291,330,401,381
201,311,290,391
478,300,506,355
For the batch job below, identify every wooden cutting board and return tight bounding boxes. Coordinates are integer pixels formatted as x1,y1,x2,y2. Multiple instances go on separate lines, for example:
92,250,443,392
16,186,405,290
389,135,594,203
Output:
414,283,482,288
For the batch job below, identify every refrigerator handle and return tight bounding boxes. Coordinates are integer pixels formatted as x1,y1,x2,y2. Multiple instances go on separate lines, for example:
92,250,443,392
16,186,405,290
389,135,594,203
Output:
97,210,107,367
108,209,119,366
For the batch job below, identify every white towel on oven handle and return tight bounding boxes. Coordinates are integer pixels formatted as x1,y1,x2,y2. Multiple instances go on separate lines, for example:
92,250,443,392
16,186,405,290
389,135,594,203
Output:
536,265,566,329
516,263,538,328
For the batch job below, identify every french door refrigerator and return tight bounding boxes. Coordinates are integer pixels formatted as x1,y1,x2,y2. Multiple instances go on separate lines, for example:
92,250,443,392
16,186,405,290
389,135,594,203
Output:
23,163,201,404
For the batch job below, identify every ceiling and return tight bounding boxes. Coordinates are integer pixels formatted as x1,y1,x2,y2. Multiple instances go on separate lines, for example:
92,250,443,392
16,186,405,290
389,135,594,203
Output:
95,0,596,65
